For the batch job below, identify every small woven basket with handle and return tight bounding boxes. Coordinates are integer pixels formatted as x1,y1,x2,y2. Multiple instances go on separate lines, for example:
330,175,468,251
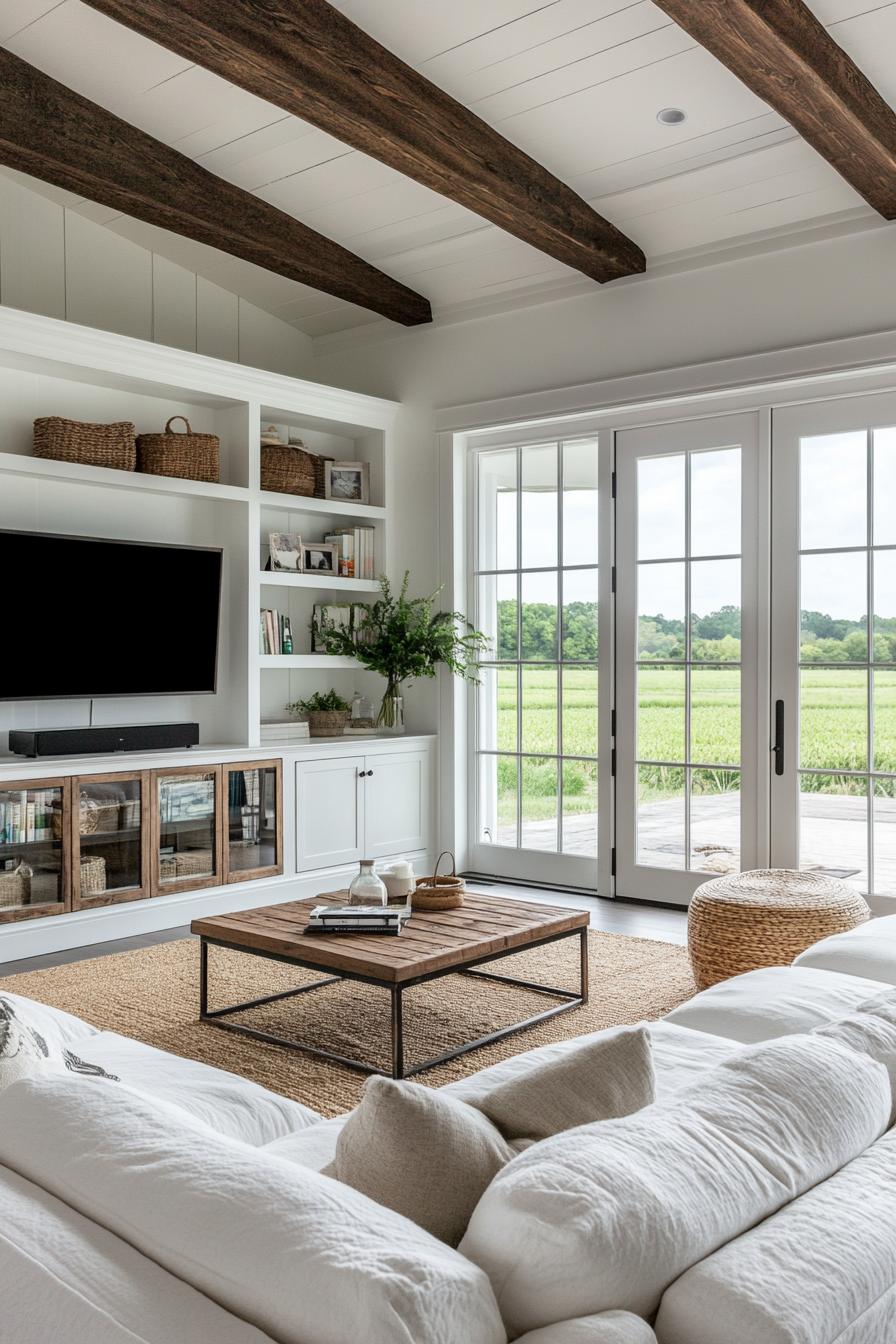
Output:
137,416,220,482
33,417,136,471
260,441,317,497
412,851,465,910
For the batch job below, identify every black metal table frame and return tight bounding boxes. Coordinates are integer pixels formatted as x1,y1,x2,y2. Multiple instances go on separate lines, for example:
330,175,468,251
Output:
198,925,589,1079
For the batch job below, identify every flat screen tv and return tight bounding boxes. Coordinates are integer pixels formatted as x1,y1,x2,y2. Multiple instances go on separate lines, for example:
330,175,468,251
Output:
0,530,222,701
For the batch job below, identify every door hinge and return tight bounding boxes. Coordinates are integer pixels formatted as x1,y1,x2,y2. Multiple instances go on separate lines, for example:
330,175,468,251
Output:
611,470,617,499
610,747,616,777
611,846,616,877
610,708,616,738
611,565,616,594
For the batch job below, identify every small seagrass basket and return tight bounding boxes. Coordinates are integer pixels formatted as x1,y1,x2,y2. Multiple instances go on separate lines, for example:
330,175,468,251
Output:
33,417,136,472
412,851,465,911
137,416,219,483
79,855,106,898
0,861,30,909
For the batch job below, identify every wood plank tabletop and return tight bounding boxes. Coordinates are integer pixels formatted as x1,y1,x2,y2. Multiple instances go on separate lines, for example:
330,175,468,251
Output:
192,892,588,984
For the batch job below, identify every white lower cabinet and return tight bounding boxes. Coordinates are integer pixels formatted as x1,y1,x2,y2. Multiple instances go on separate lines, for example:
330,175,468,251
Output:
295,746,433,873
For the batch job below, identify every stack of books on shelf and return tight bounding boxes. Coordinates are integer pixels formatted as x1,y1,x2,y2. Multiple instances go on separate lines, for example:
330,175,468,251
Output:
304,904,405,936
324,527,375,580
260,718,310,744
260,609,295,655
0,791,55,844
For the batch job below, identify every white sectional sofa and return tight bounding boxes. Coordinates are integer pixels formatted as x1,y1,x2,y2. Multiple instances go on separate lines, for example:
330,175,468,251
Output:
4,913,896,1344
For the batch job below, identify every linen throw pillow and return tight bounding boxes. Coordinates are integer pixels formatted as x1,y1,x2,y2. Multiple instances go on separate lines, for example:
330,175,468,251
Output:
0,994,118,1090
333,1025,656,1245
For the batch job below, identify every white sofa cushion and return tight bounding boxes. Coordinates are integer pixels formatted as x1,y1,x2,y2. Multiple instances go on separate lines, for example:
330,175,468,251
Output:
460,1035,890,1337
794,912,896,983
0,1164,276,1344
655,1126,896,1344
813,988,896,1121
0,1075,507,1344
84,1031,321,1145
0,991,116,1089
516,1314,657,1344
664,965,891,1042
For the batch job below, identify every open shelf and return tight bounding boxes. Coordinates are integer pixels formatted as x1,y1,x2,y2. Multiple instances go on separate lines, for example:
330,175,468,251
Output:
259,489,386,520
0,451,250,504
257,654,362,670
260,571,381,593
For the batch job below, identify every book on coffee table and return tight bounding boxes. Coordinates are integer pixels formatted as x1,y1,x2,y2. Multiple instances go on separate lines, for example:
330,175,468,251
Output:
305,904,403,936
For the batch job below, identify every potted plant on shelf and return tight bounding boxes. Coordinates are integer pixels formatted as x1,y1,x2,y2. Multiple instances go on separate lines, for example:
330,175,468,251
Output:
286,689,351,738
311,572,489,733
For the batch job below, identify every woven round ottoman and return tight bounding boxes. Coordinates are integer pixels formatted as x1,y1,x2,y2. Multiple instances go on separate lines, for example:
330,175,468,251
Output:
688,869,869,990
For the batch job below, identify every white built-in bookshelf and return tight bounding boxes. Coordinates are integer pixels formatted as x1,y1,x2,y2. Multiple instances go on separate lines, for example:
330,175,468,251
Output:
0,305,400,756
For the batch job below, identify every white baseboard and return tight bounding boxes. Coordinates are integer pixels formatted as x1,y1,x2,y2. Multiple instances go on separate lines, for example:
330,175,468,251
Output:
0,852,433,963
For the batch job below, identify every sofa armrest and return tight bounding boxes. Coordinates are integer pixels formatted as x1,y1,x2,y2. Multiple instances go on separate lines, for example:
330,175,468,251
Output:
514,1312,657,1344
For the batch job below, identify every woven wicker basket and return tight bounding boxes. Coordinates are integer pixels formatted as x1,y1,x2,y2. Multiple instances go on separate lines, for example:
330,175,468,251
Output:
137,416,219,483
0,862,30,909
33,417,136,472
120,798,141,830
175,850,214,877
79,855,106,898
159,854,177,882
308,709,349,738
52,792,101,841
412,851,465,911
261,441,317,497
688,868,870,990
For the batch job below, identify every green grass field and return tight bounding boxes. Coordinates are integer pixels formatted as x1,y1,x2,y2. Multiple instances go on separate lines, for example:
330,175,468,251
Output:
487,665,896,821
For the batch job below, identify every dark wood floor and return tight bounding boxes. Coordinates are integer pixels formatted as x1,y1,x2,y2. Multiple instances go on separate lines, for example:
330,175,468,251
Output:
0,886,686,979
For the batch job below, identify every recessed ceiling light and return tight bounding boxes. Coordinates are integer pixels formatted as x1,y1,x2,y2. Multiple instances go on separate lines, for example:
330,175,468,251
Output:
657,107,687,125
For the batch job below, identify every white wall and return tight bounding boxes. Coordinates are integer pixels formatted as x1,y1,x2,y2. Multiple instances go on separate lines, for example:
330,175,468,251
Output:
0,172,313,380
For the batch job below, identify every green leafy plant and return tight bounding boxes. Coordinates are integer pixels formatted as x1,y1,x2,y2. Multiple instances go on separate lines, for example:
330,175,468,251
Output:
312,572,489,727
287,689,350,715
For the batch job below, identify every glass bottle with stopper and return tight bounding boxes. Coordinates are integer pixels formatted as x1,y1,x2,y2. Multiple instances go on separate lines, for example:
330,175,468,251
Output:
348,858,387,907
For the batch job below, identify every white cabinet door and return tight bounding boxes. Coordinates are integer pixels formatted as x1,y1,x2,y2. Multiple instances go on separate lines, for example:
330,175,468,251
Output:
295,756,364,872
363,750,431,859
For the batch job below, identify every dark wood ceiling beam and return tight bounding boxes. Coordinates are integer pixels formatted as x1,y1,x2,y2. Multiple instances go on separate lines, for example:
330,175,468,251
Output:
0,48,432,326
653,0,896,218
81,0,646,284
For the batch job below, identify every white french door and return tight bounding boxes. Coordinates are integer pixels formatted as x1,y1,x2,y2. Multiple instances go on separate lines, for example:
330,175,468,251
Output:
771,392,896,913
615,413,762,904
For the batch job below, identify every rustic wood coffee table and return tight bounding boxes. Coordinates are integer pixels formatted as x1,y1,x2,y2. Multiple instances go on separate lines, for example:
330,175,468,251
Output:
192,893,589,1079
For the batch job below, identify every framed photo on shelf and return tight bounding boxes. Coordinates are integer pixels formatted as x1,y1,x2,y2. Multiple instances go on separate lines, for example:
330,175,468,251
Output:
268,532,302,571
301,541,338,575
324,460,370,505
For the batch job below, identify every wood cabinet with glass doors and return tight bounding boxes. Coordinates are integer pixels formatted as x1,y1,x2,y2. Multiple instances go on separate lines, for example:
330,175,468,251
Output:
0,777,70,922
222,760,283,883
150,765,224,897
71,771,150,910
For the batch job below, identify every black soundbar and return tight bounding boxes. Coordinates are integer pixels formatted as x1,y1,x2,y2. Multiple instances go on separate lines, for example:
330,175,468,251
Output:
8,723,200,758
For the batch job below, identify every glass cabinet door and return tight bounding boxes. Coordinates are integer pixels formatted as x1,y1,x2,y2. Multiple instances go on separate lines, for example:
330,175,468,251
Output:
0,779,68,920
72,773,148,909
223,760,282,882
153,768,221,894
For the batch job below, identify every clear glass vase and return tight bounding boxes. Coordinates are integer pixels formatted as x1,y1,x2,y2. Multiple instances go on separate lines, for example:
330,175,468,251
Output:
377,679,405,735
348,859,387,907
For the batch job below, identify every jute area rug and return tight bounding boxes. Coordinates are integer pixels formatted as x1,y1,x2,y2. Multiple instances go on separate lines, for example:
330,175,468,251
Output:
0,931,695,1117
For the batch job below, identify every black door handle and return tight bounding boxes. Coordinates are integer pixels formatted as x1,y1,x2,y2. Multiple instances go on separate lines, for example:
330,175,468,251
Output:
773,700,785,776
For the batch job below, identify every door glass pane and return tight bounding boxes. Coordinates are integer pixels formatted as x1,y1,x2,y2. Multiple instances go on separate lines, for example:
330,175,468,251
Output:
690,558,741,660
479,755,517,847
637,665,685,762
79,778,142,896
562,664,597,758
873,428,896,546
799,773,868,892
521,445,558,569
800,551,867,661
521,665,557,755
157,772,217,885
874,669,896,774
638,455,684,559
562,760,597,857
478,450,517,570
521,757,558,851
227,767,277,875
638,562,685,659
520,571,557,660
479,573,517,660
691,666,740,765
562,567,598,661
800,667,868,772
479,667,517,753
562,440,599,566
691,768,740,874
0,784,64,911
800,431,867,551
691,448,741,557
874,778,896,899
637,765,685,868
874,549,896,659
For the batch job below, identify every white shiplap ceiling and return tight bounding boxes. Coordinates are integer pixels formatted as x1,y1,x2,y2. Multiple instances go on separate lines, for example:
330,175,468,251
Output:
1,0,894,338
